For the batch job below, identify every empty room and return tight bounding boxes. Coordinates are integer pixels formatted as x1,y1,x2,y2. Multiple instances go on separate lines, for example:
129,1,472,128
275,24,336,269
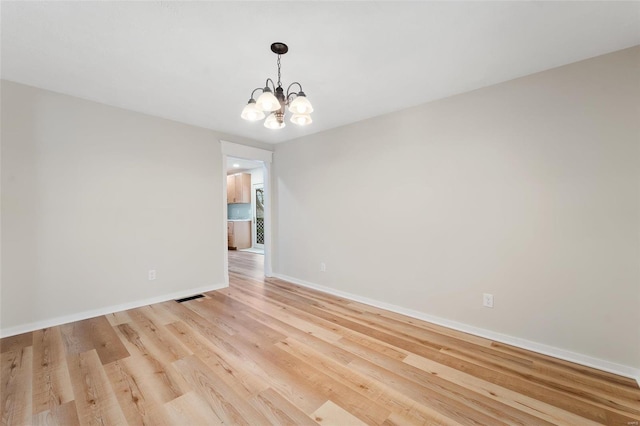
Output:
1,1,639,425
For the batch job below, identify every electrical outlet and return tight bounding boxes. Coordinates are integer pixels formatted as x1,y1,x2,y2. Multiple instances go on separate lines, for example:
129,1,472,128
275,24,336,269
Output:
483,293,494,308
148,269,157,281
320,262,326,272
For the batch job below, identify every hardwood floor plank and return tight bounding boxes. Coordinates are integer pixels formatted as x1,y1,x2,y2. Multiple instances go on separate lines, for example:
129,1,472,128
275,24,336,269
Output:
59,322,95,356
243,308,355,366
225,282,410,362
172,355,271,425
108,327,188,405
311,400,368,426
31,400,80,426
163,392,223,426
66,349,127,426
60,317,130,365
161,301,325,414
1,347,33,425
531,360,640,402
124,309,191,364
249,388,318,426
32,327,74,414
491,341,640,389
104,357,176,426
403,353,606,426
213,328,336,414
165,320,270,399
103,358,152,426
221,285,345,343
86,317,131,366
0,333,32,354
276,337,464,425
138,305,181,327
383,410,453,426
172,298,238,337
440,346,640,416
349,300,493,346
212,289,354,365
348,355,512,425
336,336,543,425
157,299,246,360
422,344,632,424
222,316,391,424
188,295,285,344
105,311,132,327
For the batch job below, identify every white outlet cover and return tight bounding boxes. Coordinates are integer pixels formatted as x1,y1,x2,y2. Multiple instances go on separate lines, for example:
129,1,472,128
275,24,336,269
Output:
483,293,494,308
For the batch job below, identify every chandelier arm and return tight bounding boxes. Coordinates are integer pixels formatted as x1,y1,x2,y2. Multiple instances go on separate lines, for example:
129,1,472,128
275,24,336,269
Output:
250,87,263,100
265,78,277,92
286,92,302,106
285,82,303,98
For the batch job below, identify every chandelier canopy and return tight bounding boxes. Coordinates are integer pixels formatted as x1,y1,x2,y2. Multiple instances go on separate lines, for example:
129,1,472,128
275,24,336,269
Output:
241,42,313,130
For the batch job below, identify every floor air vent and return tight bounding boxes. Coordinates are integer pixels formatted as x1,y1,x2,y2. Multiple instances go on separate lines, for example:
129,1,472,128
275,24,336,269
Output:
175,294,205,303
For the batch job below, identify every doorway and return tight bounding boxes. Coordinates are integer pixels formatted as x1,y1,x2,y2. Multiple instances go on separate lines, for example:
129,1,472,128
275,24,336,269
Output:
221,141,273,285
226,157,265,258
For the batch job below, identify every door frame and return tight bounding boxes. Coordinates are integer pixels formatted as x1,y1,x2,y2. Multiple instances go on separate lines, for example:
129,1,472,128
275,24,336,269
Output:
220,141,273,284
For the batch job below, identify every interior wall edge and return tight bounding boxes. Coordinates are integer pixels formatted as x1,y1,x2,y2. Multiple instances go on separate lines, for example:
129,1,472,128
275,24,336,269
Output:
271,272,640,384
0,282,227,338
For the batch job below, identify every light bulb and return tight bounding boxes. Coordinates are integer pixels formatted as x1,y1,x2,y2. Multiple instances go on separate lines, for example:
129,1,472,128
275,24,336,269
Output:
256,89,281,112
288,93,314,115
241,101,265,121
290,113,312,126
264,113,286,129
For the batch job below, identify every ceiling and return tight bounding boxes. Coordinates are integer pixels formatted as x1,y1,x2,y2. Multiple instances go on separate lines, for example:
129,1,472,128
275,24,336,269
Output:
2,2,639,144
227,157,263,173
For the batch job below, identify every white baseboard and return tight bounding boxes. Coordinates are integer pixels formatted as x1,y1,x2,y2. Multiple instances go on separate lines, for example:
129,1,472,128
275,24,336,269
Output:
0,283,228,338
272,273,640,387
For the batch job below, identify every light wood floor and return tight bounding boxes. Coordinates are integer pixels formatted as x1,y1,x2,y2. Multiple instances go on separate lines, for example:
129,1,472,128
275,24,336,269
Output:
2,251,639,425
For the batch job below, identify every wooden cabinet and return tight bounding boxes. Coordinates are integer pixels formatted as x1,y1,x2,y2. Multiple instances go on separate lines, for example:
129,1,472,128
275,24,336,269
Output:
227,173,251,204
227,221,251,250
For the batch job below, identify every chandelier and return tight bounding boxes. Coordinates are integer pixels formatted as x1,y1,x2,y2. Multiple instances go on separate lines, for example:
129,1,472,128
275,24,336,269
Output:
241,42,314,130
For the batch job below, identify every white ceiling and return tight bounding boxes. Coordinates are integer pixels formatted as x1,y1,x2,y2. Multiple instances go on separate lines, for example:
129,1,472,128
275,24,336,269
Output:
2,2,639,144
227,157,263,173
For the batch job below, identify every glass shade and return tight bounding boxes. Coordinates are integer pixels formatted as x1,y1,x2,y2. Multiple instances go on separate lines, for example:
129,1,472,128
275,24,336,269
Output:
264,113,285,129
241,101,266,121
256,90,281,112
290,113,312,126
288,94,314,114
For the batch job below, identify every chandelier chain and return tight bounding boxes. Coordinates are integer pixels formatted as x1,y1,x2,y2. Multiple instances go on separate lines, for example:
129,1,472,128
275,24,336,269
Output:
277,55,282,87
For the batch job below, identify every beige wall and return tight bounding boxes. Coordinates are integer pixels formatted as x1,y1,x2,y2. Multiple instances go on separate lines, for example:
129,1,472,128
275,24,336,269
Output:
272,47,640,370
0,80,266,333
